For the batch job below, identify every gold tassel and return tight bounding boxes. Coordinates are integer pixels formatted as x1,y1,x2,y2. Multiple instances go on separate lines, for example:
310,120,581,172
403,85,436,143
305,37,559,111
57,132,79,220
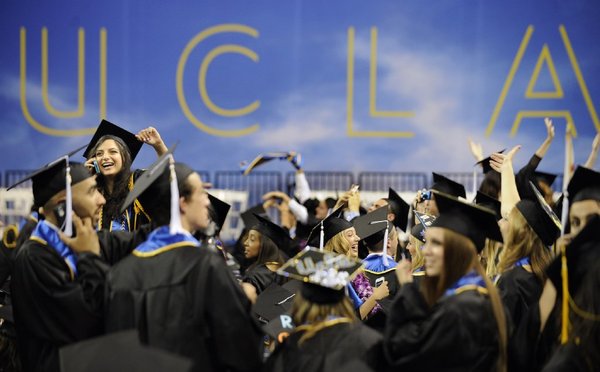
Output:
560,244,569,344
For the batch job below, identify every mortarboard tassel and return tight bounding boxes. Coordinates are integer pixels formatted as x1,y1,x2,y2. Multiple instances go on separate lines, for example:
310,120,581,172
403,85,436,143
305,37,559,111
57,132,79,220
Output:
560,245,570,344
319,222,324,251
64,162,73,237
168,155,185,235
382,221,389,267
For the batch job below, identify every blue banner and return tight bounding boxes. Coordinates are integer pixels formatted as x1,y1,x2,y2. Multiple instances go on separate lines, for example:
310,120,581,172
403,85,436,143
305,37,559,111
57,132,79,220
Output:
1,1,599,174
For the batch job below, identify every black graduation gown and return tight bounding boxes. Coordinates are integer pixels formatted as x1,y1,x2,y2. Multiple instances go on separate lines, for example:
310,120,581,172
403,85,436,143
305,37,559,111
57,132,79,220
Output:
104,241,264,372
264,321,382,372
10,228,147,372
497,266,542,326
383,282,501,371
542,342,598,372
243,263,287,294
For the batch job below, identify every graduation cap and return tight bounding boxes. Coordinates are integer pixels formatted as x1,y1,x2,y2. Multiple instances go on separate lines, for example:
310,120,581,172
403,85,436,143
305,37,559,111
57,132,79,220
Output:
249,213,293,250
59,330,192,372
567,166,600,204
353,207,391,265
240,204,268,229
430,190,502,252
120,145,192,234
277,247,363,304
431,173,466,199
83,119,143,161
8,144,91,237
253,283,295,322
411,212,437,243
207,193,230,232
515,181,561,246
353,207,388,246
263,313,295,342
306,206,351,250
534,171,557,187
240,151,301,175
387,188,409,230
474,191,501,221
475,149,505,174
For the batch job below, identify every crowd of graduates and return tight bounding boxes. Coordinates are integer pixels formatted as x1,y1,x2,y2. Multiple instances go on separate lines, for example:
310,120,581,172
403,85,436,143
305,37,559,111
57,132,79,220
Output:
0,118,599,372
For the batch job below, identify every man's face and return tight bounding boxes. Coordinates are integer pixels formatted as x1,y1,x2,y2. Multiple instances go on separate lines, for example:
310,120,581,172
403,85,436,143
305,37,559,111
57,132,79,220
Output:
569,200,600,236
72,176,106,226
181,173,210,231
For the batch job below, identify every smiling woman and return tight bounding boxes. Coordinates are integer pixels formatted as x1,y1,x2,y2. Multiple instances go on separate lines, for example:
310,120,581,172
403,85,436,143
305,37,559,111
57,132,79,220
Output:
83,120,167,232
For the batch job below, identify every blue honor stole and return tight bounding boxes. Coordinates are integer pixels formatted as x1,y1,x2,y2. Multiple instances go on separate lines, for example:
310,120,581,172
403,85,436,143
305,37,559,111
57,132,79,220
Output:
444,270,487,297
133,226,199,257
514,257,531,268
31,220,79,278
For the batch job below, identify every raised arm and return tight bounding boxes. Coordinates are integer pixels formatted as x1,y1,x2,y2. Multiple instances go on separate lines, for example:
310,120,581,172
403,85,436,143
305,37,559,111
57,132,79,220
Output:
136,126,168,156
584,132,600,170
490,146,522,218
535,118,555,158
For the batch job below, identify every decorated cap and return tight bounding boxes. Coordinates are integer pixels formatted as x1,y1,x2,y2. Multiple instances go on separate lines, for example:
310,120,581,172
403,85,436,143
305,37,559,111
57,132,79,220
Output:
263,312,295,342
387,188,409,230
431,173,466,199
430,190,502,252
277,248,363,304
83,119,143,161
250,213,293,251
306,206,352,249
411,211,436,243
516,181,561,246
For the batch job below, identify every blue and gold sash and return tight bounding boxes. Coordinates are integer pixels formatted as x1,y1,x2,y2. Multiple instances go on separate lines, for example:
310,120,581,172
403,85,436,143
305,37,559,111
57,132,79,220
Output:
133,226,198,258
30,220,78,278
444,270,487,297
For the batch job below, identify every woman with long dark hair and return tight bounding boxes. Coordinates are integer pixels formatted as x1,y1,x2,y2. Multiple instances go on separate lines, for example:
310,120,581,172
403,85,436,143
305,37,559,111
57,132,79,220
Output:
241,214,290,300
84,120,167,231
384,191,507,371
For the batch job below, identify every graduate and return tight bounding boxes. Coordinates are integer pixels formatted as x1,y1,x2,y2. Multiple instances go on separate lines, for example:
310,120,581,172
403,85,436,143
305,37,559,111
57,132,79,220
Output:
384,190,507,371
491,147,560,327
308,210,390,321
513,166,600,371
9,149,147,372
83,119,167,231
264,248,382,372
542,215,600,371
104,152,263,372
241,213,291,300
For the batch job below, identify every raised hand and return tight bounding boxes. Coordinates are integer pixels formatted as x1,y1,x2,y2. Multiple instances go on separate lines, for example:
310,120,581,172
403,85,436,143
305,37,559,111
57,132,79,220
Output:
490,145,521,173
59,214,100,256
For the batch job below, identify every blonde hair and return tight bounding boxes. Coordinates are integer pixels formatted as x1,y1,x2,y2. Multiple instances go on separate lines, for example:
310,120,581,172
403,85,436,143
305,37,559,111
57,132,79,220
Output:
498,208,553,283
409,235,425,272
481,239,503,279
291,291,357,344
324,231,351,256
